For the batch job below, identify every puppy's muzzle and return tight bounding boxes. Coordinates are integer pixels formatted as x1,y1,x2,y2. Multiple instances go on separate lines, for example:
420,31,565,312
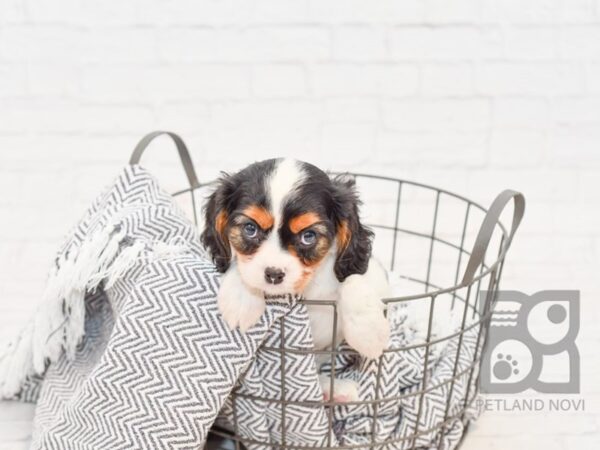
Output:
264,267,285,285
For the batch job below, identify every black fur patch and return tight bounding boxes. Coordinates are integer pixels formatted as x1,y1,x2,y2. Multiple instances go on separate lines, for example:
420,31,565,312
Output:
328,173,374,280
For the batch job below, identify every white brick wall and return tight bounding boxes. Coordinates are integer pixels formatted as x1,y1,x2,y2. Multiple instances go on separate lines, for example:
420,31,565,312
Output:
1,1,599,448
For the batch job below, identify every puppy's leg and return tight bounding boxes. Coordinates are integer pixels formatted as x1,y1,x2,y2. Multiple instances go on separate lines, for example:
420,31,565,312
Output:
218,265,265,332
339,258,391,359
319,374,359,403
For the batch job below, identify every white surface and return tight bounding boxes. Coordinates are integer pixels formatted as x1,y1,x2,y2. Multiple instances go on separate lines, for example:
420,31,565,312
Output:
1,1,599,448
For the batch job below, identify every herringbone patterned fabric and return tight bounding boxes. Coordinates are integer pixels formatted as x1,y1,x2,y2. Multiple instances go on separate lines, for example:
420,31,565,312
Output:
20,166,314,449
2,166,479,450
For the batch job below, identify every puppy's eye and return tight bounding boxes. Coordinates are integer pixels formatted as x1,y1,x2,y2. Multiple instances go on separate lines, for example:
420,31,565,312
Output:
243,222,258,238
300,230,317,246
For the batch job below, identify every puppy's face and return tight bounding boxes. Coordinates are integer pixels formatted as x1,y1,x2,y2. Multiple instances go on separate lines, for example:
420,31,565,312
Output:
202,159,372,295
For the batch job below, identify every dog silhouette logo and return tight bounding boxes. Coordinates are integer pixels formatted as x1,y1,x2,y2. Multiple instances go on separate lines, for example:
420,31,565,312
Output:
480,290,580,394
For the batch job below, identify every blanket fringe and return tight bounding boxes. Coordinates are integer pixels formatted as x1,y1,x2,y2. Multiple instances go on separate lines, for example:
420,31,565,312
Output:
0,222,152,399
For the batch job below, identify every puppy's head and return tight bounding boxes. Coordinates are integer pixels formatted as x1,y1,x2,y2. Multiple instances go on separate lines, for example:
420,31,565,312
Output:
201,159,373,295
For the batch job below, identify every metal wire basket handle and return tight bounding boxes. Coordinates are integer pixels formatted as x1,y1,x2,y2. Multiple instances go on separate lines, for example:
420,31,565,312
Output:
129,130,200,190
461,189,525,286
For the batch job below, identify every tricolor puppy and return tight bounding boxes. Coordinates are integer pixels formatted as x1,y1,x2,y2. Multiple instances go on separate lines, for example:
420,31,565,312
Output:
202,158,390,402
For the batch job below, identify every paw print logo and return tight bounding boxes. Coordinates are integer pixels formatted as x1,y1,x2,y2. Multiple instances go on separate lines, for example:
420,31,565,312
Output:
480,290,579,394
484,339,531,387
493,354,519,380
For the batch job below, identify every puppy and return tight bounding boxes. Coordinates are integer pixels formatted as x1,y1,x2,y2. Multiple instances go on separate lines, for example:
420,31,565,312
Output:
201,158,390,402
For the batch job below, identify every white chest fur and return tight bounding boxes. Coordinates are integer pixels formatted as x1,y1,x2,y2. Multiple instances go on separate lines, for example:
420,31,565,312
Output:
302,253,344,350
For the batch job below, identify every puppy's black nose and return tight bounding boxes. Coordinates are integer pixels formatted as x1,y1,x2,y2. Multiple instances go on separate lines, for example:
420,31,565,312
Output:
264,267,285,285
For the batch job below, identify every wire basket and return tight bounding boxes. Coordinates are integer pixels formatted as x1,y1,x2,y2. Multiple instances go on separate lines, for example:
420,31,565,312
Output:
131,132,525,450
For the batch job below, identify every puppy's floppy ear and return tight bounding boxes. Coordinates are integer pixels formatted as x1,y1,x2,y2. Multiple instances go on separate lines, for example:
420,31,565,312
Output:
201,173,234,272
331,174,374,281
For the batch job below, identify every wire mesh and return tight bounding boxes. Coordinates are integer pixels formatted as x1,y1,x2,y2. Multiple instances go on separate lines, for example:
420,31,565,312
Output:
173,173,512,450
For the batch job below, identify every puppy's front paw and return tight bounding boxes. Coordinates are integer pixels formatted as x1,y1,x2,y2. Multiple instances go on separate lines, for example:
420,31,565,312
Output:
218,271,265,332
339,273,390,359
343,310,390,359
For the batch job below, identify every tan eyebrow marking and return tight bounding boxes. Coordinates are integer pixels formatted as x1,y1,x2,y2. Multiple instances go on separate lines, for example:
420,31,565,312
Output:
243,205,274,230
289,212,321,234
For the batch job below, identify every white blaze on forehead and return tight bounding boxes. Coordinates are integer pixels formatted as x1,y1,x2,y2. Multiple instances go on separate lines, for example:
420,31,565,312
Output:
268,158,305,227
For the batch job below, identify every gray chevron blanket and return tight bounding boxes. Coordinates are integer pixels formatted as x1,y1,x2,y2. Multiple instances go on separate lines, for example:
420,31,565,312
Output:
0,166,480,449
